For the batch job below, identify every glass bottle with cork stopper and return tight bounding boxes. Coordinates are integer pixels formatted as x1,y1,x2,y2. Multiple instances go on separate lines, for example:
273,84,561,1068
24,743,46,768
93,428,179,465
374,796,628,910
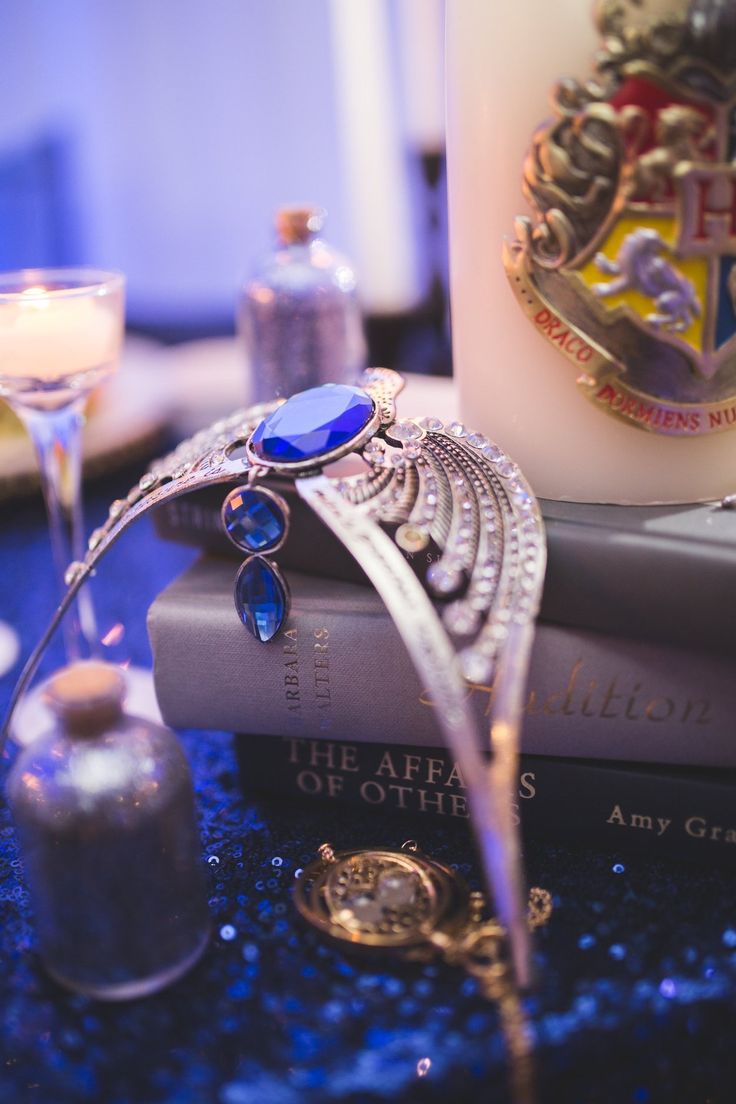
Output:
238,204,367,402
6,661,210,1000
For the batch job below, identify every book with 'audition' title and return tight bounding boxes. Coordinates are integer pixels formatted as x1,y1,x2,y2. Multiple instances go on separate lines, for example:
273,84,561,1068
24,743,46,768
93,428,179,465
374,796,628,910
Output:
148,556,736,768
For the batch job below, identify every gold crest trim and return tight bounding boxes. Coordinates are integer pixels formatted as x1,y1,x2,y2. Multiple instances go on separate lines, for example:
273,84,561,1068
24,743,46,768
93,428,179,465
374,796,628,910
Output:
505,1,736,436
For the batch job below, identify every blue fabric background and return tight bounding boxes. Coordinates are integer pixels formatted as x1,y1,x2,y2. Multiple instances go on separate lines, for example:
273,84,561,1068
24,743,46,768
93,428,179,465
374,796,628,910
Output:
1,465,736,1103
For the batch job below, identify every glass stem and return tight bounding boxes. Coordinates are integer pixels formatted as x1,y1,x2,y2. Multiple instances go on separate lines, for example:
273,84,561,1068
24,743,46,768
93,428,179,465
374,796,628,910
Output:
16,399,97,661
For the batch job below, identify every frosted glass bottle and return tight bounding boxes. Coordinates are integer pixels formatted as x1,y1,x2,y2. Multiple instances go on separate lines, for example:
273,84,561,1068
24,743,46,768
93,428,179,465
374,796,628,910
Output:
238,205,367,402
6,662,210,1000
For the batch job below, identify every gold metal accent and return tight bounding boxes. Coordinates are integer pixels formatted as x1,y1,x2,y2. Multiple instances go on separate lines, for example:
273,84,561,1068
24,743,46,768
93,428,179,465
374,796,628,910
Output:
318,842,336,864
506,1,736,435
528,887,553,932
294,843,552,984
395,523,430,553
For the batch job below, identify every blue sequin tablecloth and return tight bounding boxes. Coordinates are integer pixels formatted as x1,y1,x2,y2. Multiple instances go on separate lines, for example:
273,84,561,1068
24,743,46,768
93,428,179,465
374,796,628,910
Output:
2,467,736,1104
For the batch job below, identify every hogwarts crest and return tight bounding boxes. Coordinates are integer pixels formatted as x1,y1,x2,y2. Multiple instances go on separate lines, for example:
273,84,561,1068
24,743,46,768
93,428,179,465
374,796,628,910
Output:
504,0,736,434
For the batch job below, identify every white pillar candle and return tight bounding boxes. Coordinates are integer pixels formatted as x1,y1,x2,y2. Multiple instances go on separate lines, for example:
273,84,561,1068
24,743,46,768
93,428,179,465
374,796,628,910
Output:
329,0,419,314
396,0,445,153
0,287,121,382
446,0,736,503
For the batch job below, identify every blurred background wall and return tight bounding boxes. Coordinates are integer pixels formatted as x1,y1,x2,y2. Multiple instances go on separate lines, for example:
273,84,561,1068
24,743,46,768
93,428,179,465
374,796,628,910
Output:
0,0,447,365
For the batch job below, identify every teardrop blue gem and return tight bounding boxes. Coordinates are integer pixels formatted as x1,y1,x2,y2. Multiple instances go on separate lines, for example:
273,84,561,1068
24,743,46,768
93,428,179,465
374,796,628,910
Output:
234,558,287,642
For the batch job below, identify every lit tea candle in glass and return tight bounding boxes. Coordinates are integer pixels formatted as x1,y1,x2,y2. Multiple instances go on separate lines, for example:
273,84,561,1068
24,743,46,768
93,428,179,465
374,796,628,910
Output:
0,282,121,410
0,269,124,662
446,0,736,503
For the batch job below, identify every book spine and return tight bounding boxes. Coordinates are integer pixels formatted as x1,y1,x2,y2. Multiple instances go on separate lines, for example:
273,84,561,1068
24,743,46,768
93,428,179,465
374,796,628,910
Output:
152,483,373,585
152,486,233,555
235,734,736,864
148,561,736,766
151,485,736,655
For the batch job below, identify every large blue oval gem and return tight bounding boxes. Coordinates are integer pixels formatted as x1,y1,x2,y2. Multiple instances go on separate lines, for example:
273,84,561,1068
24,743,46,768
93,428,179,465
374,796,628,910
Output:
234,557,288,643
250,383,374,464
222,486,287,553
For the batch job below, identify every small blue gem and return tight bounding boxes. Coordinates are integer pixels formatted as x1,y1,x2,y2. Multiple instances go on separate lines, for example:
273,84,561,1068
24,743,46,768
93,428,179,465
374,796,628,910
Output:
251,383,374,464
223,487,287,553
234,558,287,642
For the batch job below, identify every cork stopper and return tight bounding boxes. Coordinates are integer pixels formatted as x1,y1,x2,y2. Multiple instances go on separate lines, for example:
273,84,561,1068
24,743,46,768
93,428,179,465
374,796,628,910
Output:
44,661,127,734
275,205,327,246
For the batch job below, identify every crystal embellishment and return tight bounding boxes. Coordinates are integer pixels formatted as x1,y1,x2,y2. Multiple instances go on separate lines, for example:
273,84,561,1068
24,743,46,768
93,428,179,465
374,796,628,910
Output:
222,487,287,553
250,384,374,464
234,558,288,643
426,563,463,596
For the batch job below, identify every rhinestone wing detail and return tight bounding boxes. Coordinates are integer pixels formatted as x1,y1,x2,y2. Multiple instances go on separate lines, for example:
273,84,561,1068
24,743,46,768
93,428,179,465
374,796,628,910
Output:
337,416,546,687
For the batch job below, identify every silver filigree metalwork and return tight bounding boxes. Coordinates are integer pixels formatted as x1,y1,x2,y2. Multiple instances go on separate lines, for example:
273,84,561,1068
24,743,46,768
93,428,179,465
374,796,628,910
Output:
2,367,546,986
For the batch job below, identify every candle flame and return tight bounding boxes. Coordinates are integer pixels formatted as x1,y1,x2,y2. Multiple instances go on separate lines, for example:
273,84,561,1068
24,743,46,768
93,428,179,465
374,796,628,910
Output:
20,285,50,309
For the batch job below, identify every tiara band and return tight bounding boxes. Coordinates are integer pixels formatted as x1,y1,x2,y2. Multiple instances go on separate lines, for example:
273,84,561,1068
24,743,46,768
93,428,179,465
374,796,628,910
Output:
2,367,546,986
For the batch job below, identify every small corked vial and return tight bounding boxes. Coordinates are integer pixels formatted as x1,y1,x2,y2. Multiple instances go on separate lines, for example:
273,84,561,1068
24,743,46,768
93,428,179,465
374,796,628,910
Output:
237,203,367,402
274,204,327,245
6,661,210,1000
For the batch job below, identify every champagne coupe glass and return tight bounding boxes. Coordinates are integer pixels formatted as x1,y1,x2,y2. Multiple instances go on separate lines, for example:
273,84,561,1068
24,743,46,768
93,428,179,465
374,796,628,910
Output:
0,268,125,668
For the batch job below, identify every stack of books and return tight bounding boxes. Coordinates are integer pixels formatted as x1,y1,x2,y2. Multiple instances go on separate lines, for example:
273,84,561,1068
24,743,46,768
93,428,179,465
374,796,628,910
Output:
148,484,736,863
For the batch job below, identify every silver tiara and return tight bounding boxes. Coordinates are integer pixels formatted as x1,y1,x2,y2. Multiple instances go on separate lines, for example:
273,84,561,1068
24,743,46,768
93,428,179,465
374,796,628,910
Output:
3,367,546,985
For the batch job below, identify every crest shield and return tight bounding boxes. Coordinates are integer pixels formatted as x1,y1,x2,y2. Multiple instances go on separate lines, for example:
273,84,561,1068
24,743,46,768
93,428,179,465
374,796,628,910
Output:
505,2,736,435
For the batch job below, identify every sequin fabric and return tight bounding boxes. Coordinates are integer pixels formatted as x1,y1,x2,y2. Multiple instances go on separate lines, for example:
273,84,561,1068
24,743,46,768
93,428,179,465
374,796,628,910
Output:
1,468,736,1103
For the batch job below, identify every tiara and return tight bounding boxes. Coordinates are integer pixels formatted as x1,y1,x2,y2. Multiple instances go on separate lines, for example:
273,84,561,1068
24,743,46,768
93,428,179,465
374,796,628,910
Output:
3,367,546,985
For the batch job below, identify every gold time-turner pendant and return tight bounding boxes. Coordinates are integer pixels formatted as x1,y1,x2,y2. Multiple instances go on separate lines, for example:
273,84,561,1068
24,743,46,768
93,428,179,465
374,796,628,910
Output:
295,841,553,990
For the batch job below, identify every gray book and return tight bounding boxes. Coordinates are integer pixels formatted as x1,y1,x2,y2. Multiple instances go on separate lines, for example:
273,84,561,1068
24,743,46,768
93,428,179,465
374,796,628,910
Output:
148,557,736,767
152,487,736,653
